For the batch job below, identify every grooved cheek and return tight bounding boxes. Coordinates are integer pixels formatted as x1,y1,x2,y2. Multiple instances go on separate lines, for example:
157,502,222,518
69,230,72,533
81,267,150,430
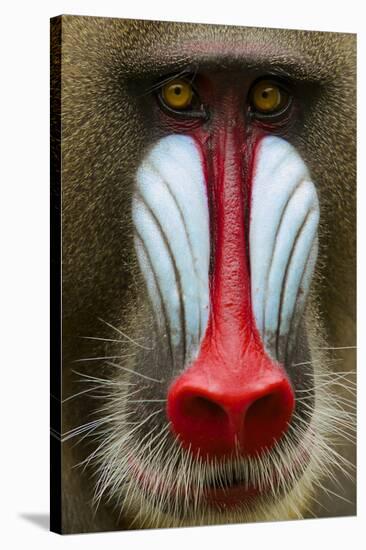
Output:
133,135,210,366
250,136,319,362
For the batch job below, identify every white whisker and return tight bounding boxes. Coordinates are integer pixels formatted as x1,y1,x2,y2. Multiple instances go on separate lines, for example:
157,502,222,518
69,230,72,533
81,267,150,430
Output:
74,355,135,362
98,317,153,351
105,361,162,383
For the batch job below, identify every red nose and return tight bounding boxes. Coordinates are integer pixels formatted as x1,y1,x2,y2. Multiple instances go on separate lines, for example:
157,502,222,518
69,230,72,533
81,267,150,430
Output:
167,346,295,459
166,124,295,459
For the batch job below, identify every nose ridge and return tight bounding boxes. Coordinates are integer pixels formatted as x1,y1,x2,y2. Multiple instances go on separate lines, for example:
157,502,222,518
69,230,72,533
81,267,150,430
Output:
166,354,295,459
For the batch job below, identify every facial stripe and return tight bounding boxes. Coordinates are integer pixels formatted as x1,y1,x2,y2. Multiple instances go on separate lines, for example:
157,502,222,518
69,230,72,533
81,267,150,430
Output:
133,135,210,364
134,232,170,347
133,134,319,368
132,199,183,351
287,236,318,357
250,136,319,361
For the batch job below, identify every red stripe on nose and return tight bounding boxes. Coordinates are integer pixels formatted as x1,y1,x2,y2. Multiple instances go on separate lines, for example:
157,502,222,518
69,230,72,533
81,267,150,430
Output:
208,124,253,350
167,125,295,459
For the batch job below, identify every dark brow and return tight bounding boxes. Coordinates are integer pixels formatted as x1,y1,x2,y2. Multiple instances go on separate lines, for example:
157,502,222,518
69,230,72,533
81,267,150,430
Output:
125,48,332,87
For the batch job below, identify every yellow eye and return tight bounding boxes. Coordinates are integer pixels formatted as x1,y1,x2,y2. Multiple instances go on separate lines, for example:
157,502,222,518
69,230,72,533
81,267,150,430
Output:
161,79,193,110
251,80,288,114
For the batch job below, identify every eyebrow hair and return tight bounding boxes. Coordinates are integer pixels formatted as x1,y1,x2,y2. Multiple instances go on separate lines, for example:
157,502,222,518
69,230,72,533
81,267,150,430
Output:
122,45,335,86
128,59,330,93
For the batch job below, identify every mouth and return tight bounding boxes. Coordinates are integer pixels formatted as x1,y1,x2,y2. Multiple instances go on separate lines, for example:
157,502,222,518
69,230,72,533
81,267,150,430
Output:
128,428,313,515
201,464,286,510
203,481,261,509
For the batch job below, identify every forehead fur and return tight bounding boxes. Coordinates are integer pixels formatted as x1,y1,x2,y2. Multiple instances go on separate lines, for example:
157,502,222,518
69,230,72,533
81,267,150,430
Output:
60,15,355,83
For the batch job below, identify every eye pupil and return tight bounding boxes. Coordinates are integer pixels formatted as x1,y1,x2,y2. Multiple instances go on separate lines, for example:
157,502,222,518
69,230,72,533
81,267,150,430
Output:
251,79,288,115
161,79,193,110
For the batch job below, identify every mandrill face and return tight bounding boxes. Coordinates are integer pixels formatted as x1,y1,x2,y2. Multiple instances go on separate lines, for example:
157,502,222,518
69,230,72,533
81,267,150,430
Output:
58,17,356,532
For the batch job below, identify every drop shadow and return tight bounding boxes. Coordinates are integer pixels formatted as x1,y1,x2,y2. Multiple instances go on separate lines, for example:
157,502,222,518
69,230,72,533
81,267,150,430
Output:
19,513,49,531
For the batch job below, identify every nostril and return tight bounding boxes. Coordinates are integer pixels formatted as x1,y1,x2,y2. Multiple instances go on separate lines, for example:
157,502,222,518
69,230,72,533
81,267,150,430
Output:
243,389,293,454
246,393,283,424
182,395,227,423
167,372,295,459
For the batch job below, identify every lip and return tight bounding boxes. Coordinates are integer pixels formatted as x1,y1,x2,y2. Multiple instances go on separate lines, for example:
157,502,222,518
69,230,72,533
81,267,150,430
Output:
203,483,260,508
131,457,301,513
130,458,267,513
129,429,313,512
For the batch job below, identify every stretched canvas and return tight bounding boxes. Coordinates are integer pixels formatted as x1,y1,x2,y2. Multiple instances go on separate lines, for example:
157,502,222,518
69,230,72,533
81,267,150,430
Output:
50,15,356,534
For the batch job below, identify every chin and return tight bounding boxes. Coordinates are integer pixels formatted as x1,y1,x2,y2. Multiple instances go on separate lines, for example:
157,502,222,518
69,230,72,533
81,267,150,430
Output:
92,367,341,530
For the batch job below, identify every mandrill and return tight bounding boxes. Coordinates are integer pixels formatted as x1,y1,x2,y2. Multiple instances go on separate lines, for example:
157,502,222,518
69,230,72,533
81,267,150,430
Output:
50,15,356,533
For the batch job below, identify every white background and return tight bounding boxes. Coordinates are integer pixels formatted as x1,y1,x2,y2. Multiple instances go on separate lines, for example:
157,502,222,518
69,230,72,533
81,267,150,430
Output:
0,0,364,548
